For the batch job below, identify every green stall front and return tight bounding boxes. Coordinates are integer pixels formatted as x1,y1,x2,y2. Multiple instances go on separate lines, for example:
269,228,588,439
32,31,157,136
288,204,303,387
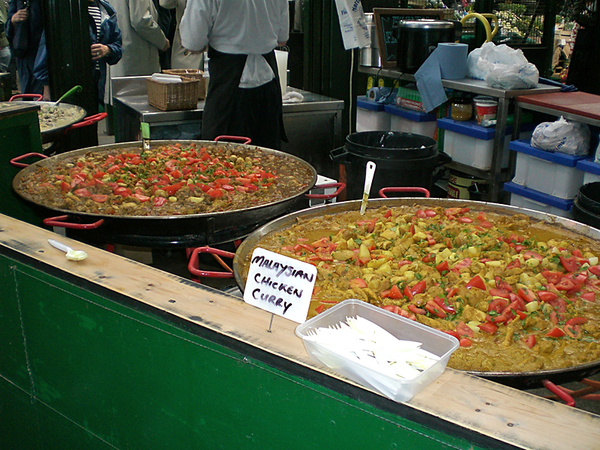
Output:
1,214,599,450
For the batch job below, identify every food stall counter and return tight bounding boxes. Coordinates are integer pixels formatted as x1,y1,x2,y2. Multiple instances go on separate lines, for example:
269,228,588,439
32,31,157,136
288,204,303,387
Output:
1,213,599,450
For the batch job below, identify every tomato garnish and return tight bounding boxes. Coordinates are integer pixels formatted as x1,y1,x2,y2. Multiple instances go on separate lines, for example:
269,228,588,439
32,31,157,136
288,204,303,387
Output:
466,275,486,290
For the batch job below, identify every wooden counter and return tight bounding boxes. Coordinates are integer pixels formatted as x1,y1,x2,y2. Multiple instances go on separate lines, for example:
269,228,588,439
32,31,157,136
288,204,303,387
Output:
1,213,599,450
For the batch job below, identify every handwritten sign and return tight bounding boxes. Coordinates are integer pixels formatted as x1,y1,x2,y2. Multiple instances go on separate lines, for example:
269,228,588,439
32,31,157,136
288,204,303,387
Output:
244,248,316,324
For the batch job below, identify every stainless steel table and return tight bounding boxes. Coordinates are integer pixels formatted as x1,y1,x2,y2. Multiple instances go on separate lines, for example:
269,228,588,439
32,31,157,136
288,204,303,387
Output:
111,76,345,179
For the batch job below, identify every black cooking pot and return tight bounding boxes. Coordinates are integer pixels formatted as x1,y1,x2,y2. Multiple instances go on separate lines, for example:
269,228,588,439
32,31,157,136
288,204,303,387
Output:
330,131,451,200
395,19,462,73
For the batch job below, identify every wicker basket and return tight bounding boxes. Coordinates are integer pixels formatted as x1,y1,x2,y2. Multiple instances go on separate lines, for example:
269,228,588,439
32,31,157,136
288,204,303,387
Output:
146,77,200,111
163,69,206,100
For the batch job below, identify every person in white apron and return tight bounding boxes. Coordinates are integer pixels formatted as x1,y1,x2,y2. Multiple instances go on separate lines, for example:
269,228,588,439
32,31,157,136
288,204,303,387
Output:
179,0,288,150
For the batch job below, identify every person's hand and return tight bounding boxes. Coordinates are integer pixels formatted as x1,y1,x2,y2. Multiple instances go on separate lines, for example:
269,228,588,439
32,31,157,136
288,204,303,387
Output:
11,8,29,23
161,40,170,52
91,43,110,60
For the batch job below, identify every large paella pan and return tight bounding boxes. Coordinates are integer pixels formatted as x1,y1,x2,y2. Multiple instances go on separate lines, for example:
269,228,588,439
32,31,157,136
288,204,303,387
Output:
12,139,320,247
231,197,600,388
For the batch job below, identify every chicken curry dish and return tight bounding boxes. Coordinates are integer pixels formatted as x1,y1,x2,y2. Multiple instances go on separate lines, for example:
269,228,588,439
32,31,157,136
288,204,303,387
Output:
250,204,600,373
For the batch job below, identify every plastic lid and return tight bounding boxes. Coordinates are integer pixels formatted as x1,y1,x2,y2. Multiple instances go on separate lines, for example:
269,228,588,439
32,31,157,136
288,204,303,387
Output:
509,140,587,168
504,182,573,211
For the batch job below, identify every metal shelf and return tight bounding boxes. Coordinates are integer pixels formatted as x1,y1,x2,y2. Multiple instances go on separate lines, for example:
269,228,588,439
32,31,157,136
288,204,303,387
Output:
358,66,561,202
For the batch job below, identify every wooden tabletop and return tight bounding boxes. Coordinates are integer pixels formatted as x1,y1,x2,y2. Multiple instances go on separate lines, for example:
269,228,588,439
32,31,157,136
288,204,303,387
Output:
515,91,600,123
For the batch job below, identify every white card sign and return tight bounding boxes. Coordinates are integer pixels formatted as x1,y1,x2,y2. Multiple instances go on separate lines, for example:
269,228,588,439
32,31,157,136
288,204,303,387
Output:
243,248,316,324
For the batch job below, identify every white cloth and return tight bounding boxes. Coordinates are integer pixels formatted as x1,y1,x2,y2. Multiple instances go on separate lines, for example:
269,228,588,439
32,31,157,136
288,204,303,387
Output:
110,0,168,77
159,0,203,70
179,0,289,88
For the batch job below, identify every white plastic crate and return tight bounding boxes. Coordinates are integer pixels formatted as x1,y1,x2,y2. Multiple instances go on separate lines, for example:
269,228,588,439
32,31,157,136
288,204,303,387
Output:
577,158,600,185
510,140,585,199
438,118,532,171
385,104,437,139
504,182,573,219
356,96,390,132
309,174,338,207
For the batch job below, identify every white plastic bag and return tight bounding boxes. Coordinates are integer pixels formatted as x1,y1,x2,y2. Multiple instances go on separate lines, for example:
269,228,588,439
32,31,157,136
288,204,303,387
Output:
466,42,492,81
469,43,539,89
531,116,591,156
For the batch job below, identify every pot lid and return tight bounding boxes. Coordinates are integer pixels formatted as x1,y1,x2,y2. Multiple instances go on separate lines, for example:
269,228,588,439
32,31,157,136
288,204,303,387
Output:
397,19,455,29
345,131,438,160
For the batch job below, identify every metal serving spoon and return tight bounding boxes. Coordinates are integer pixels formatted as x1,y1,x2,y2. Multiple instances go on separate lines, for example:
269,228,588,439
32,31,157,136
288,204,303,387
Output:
48,239,88,261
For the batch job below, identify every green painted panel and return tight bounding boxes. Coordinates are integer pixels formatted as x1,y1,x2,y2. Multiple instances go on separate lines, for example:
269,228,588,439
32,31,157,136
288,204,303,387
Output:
1,254,496,450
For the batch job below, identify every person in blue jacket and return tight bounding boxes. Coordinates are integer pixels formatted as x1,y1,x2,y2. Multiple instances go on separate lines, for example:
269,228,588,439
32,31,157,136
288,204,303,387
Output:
33,0,122,105
6,0,45,95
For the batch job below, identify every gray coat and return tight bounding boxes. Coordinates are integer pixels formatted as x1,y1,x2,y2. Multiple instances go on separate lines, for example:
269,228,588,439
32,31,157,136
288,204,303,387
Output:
159,0,203,70
110,0,167,77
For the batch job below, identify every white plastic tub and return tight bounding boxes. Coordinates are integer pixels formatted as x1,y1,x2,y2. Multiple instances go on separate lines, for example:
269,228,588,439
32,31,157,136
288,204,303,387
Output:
385,104,437,139
295,299,459,403
510,140,585,199
438,118,532,170
356,96,390,132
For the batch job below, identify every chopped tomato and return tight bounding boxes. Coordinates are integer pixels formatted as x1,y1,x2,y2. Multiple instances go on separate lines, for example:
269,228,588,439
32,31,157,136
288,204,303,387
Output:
425,300,447,318
74,188,91,197
163,183,183,196
404,280,426,300
524,334,536,349
466,275,486,290
348,277,368,289
517,287,536,303
537,290,559,302
456,321,474,337
555,278,576,291
547,327,566,338
588,266,600,277
207,188,224,199
443,330,461,340
60,181,71,192
153,197,167,207
381,305,402,315
478,322,497,334
489,288,511,299
459,338,473,347
436,261,449,273
387,285,403,299
559,255,579,273
488,297,509,313
542,270,562,284
134,193,150,202
407,304,426,315
581,291,596,302
565,317,587,326
90,194,108,203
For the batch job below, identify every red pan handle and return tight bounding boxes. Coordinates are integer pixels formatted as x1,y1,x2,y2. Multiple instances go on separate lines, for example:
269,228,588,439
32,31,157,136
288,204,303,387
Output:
542,379,576,407
68,112,107,131
188,246,235,279
378,187,431,198
304,182,346,200
9,93,43,102
214,135,252,145
10,152,47,168
43,215,105,230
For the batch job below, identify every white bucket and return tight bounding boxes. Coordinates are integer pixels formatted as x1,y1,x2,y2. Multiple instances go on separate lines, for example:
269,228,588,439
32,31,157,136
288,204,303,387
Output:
274,50,288,95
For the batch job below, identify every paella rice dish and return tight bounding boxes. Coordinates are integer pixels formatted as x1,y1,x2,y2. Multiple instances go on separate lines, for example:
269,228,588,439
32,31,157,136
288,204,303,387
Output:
16,142,313,217
250,204,600,373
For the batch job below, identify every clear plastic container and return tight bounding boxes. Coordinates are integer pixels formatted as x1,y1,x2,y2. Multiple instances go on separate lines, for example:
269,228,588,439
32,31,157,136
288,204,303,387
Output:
295,299,459,403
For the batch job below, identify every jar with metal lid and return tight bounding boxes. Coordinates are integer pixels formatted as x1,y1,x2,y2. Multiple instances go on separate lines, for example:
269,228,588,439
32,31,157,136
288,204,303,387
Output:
450,96,473,121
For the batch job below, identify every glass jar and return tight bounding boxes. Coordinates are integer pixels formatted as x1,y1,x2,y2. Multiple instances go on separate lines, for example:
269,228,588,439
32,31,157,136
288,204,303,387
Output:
450,97,473,121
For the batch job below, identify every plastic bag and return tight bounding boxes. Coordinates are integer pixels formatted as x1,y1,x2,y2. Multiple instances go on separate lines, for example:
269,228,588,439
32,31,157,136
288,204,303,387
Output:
468,43,539,90
466,42,491,81
531,116,591,156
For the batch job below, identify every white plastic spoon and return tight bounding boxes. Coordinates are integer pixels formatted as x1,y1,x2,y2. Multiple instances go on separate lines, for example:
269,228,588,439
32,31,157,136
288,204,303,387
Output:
360,161,377,215
48,239,88,261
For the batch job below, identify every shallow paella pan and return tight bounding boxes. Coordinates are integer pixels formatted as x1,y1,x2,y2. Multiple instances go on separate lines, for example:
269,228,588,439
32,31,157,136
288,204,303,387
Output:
230,196,600,389
12,139,322,247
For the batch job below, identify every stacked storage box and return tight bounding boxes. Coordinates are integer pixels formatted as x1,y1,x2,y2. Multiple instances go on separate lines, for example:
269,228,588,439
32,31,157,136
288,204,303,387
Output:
576,158,600,184
504,140,588,218
384,104,437,139
437,118,533,171
356,96,390,132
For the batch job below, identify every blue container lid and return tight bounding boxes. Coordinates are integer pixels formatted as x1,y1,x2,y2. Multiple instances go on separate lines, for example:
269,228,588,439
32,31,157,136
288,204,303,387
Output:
509,139,587,168
503,182,573,211
437,118,530,141
383,104,437,122
357,96,385,112
577,157,600,175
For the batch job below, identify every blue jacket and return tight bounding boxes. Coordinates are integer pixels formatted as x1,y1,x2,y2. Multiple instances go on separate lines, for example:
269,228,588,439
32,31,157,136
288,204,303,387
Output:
34,0,122,104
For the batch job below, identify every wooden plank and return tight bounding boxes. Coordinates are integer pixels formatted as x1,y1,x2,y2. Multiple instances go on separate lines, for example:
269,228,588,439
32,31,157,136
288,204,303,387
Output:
1,213,600,450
